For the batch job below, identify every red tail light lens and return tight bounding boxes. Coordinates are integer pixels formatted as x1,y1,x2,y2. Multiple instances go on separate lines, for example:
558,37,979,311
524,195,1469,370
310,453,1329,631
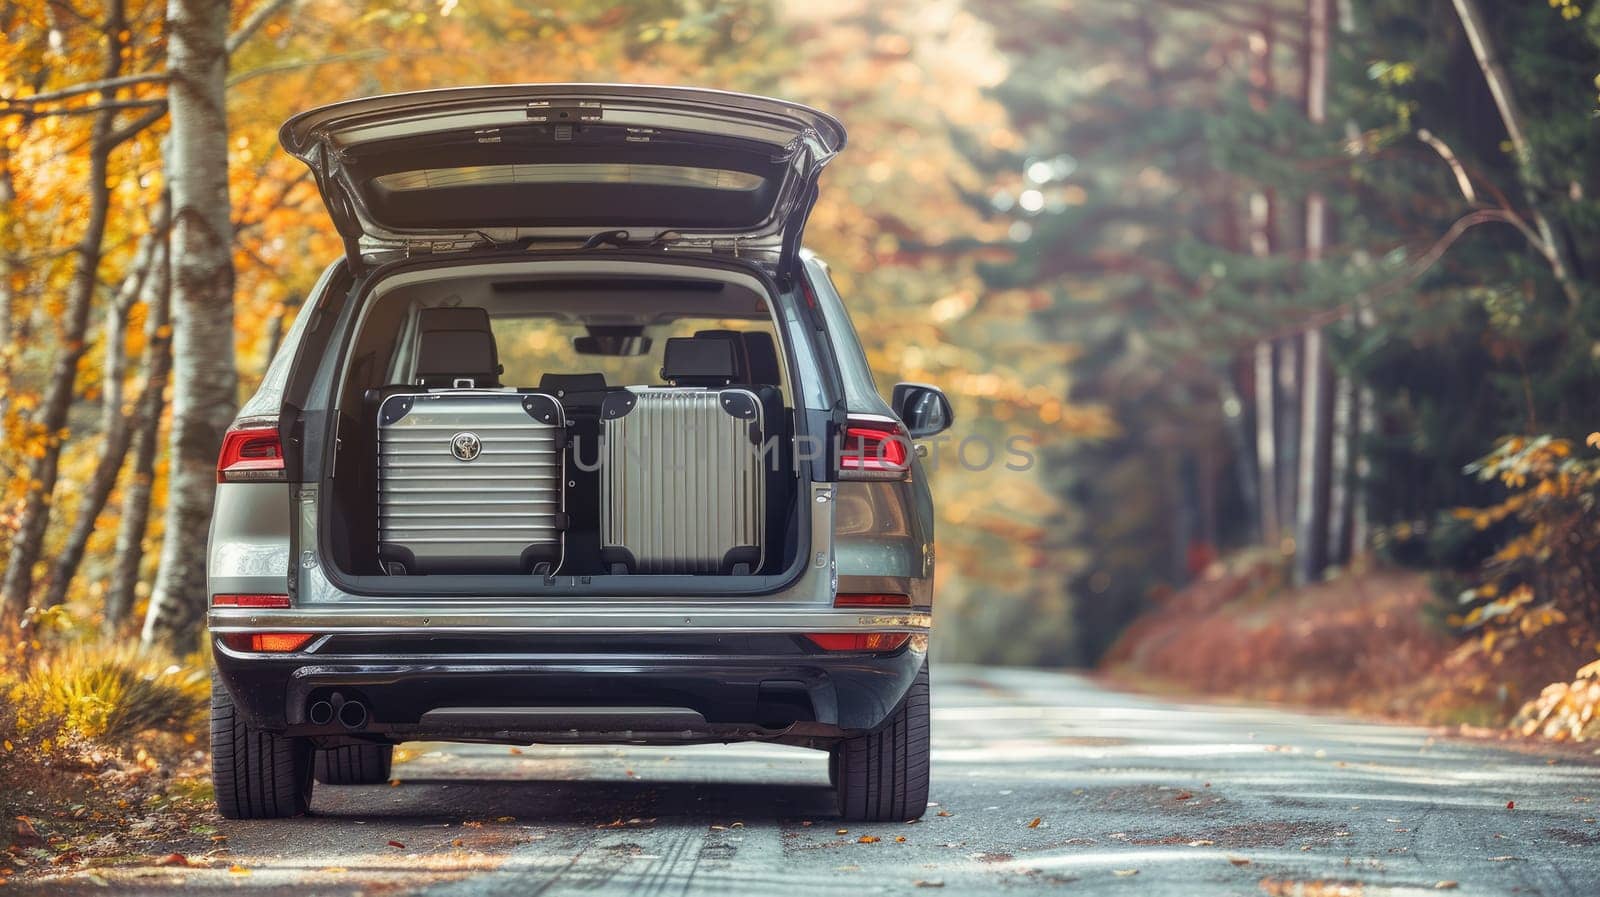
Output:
212,594,290,608
835,593,912,608
220,632,314,653
838,416,911,480
217,424,285,483
804,633,912,652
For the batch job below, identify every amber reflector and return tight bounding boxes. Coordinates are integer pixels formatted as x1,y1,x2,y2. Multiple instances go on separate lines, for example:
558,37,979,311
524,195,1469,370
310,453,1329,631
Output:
803,633,912,652
222,632,314,653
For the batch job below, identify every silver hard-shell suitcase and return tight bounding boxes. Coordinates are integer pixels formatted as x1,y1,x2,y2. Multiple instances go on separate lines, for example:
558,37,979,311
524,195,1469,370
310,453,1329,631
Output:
377,390,566,574
598,387,765,574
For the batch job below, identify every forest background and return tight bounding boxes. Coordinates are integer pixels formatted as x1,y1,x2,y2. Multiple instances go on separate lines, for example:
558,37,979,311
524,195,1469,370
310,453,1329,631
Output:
2,0,1599,789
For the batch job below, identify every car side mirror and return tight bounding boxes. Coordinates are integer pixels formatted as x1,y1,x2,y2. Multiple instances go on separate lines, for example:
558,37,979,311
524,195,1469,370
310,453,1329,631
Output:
891,382,953,439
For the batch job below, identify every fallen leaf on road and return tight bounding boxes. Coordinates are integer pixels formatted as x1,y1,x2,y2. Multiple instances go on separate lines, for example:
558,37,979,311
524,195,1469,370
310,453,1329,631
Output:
1175,791,1194,801
1227,856,1251,866
1027,817,1042,828
1113,869,1139,877
155,853,189,867
913,881,945,888
322,867,347,874
1435,882,1459,890
1187,840,1214,847
13,817,41,846
859,835,880,843
936,811,952,817
895,836,907,843
1506,801,1515,810
389,779,402,787
508,747,523,755
228,865,249,875
802,821,813,827
496,816,516,823
209,835,227,843
451,838,464,847
836,828,849,835
387,840,406,849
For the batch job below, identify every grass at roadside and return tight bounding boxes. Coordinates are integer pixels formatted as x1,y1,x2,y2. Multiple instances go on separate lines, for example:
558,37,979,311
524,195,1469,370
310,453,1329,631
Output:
0,639,215,883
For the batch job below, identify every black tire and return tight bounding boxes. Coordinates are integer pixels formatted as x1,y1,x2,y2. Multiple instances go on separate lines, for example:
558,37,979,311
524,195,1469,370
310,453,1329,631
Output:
210,672,313,819
314,743,393,785
834,660,930,822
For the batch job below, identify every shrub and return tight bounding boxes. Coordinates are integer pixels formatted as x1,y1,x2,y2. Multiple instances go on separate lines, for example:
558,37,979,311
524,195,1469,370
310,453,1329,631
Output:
1454,434,1600,739
2,641,207,746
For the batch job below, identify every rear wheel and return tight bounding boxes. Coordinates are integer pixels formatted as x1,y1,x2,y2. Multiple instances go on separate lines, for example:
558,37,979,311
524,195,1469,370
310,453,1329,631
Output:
833,660,930,821
314,743,394,785
210,673,313,819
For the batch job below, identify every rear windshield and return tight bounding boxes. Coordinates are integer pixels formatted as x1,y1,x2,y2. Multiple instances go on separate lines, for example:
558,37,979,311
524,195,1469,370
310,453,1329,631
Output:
490,317,784,391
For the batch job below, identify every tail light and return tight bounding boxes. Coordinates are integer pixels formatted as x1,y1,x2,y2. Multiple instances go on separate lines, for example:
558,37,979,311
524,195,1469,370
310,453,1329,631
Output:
837,415,911,481
220,632,314,653
804,633,912,652
212,594,290,608
217,421,285,483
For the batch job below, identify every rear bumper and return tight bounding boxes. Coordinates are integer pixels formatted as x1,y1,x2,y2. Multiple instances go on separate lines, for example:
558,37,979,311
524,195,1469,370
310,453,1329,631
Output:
210,629,927,744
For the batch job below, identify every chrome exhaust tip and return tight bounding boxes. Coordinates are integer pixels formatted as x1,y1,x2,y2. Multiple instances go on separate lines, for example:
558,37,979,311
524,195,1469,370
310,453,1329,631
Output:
337,700,368,730
308,700,335,726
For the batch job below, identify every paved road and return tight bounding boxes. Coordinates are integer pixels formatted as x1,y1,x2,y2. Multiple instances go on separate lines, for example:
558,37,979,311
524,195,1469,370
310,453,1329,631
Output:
24,666,1600,896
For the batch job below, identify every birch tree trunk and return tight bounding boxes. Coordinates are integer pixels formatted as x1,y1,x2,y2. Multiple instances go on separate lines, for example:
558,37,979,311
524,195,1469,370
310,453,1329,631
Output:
141,0,237,649
105,231,173,631
42,199,171,610
0,1,127,624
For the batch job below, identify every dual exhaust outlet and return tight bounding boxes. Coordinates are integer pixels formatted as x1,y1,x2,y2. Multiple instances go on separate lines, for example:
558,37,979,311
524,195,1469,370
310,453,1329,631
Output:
308,693,368,730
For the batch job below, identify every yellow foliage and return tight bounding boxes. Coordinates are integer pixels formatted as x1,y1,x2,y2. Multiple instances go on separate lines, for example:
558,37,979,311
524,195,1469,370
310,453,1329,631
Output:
2,641,206,744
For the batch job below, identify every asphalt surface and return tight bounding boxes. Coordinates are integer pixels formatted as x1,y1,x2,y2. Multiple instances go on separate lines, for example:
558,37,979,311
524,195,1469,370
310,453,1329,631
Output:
21,665,1600,896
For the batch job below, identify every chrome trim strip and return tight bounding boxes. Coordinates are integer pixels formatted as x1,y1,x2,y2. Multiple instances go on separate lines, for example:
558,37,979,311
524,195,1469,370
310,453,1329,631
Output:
208,609,932,635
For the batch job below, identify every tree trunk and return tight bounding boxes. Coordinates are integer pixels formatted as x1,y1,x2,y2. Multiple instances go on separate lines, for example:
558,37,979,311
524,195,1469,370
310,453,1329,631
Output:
104,231,173,631
1449,0,1583,311
1252,340,1279,545
1293,0,1333,586
1327,370,1356,564
0,1,127,625
0,142,16,426
41,199,171,611
141,0,237,650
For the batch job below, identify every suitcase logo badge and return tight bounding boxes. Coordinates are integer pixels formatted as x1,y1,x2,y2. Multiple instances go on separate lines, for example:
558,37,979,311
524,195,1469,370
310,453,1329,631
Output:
450,431,482,462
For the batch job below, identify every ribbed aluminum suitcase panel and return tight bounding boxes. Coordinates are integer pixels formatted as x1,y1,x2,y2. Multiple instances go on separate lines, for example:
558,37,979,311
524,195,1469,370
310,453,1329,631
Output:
600,388,763,574
378,391,565,574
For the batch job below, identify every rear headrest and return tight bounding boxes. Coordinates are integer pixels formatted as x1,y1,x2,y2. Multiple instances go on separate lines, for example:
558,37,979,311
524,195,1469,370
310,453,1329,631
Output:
661,337,737,386
538,372,609,396
741,331,782,385
415,306,500,388
693,330,751,381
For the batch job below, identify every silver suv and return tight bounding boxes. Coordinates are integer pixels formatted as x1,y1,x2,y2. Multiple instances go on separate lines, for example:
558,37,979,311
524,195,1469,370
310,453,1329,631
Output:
207,85,949,822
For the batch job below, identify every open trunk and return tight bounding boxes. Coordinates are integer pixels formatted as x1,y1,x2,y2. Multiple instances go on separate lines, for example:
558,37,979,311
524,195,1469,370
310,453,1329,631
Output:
309,258,820,594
